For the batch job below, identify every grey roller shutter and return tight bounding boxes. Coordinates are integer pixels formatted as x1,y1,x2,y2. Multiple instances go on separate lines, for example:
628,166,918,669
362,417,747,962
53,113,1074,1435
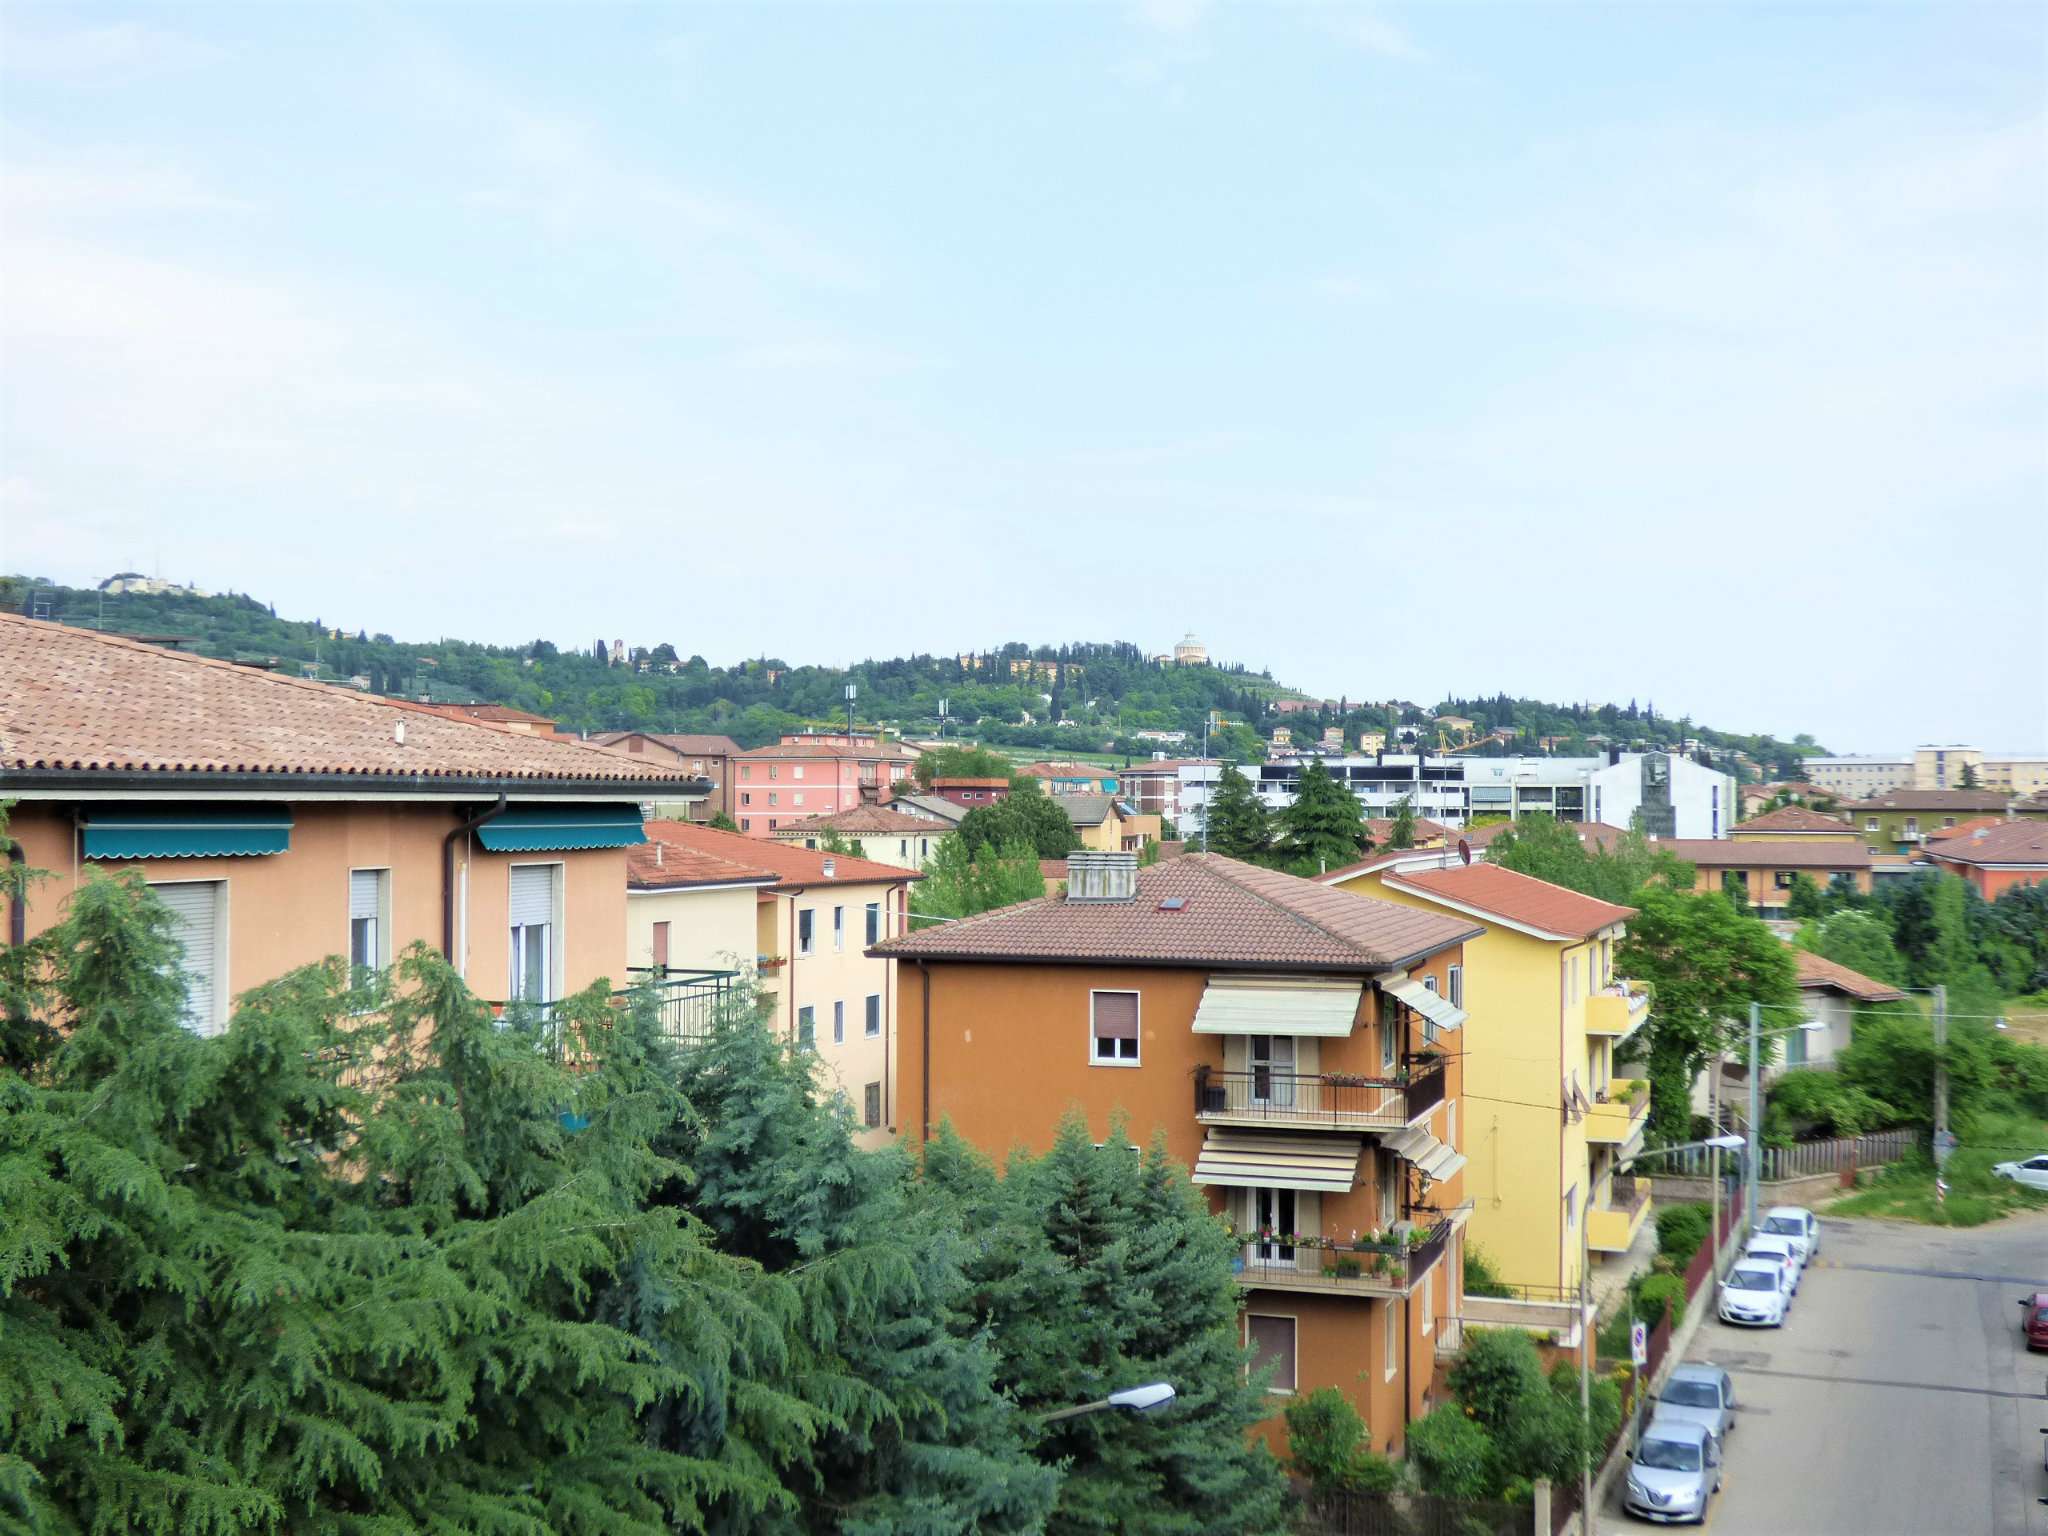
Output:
508,865,555,927
154,882,220,1035
349,870,381,920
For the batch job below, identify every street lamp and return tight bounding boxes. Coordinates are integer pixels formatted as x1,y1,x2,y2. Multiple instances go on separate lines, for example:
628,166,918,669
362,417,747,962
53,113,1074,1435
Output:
1040,1382,1177,1423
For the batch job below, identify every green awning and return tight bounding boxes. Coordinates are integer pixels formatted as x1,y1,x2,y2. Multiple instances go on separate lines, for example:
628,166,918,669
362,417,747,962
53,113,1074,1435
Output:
476,804,648,852
84,805,293,860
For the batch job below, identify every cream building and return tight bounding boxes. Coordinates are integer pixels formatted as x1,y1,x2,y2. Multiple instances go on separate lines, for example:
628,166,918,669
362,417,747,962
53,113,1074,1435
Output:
770,803,946,871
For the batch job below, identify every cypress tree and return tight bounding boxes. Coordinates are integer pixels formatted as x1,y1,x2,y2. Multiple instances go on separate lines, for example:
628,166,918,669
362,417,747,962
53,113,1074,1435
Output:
1275,759,1369,874
1204,766,1271,862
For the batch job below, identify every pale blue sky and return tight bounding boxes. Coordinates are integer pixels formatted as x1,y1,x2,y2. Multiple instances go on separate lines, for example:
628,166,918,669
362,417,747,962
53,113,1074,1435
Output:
3,2,2043,748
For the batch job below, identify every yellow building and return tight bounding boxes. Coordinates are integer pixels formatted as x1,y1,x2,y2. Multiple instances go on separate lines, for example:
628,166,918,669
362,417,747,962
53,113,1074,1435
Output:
1323,859,1651,1295
1061,794,1163,853
1728,806,1863,843
770,803,947,871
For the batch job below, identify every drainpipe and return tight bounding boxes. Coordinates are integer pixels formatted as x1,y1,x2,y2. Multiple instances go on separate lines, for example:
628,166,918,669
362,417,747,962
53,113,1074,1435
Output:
918,958,931,1144
442,796,508,962
4,839,24,948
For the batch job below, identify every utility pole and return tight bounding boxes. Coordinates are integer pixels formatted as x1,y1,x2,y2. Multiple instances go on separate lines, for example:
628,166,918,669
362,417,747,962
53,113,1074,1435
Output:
1708,1063,1721,1283
1932,984,1953,1175
1579,1189,1592,1524
1746,1000,1761,1229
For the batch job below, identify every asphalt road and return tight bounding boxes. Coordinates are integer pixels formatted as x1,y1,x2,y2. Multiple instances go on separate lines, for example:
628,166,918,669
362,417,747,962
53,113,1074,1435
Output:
1598,1210,2048,1536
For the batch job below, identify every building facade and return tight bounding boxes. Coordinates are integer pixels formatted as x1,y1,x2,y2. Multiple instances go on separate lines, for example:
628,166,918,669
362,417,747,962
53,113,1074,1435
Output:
771,804,946,871
1652,839,1874,916
732,736,919,836
1922,821,2048,899
1835,791,2015,853
587,732,742,821
878,851,1478,1458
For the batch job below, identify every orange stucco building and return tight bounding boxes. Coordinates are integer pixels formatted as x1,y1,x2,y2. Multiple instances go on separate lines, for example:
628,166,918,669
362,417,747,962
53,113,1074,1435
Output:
879,850,1481,1459
1923,821,2048,899
1651,838,1873,917
1,615,704,1031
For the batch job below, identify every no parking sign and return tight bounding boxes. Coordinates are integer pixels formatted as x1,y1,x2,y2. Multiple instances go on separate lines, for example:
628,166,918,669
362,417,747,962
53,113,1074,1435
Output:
1630,1321,1648,1368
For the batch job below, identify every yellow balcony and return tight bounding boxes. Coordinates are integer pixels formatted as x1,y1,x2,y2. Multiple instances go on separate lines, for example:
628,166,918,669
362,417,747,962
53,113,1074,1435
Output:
1587,1174,1652,1253
1586,983,1651,1041
1585,1079,1649,1147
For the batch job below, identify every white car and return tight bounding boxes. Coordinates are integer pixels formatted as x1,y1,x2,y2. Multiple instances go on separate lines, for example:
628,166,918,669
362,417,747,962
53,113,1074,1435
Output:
1743,1232,1803,1295
1718,1259,1790,1327
1758,1206,1819,1262
1993,1154,2048,1192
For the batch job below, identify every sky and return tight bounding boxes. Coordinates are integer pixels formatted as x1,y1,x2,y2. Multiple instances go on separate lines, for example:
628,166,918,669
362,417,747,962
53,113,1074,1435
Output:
3,1,2043,752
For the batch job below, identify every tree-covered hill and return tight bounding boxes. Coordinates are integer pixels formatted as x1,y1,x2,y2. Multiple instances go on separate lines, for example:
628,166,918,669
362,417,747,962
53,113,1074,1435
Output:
0,575,1820,772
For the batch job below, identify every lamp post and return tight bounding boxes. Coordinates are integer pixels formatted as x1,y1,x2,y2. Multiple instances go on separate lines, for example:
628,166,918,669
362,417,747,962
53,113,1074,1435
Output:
1040,1382,1177,1424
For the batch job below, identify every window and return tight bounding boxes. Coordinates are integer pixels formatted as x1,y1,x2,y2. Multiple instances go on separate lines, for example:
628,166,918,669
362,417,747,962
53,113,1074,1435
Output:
741,765,752,780
1247,1314,1297,1394
1379,1157,1397,1226
863,1081,882,1128
793,765,804,780
865,902,881,946
1250,1034,1296,1106
920,839,929,859
508,865,559,1005
1865,818,1879,831
151,880,226,1036
741,818,752,831
833,906,844,951
1944,817,1957,828
348,868,389,980
1423,974,1438,993
797,1006,815,1049
741,792,752,806
1420,1270,1434,1336
769,765,779,780
1380,1009,1397,1073
1774,871,1795,890
798,908,815,956
768,792,778,807
1447,1099,1457,1151
865,993,881,1037
793,792,804,807
1564,1184,1576,1231
1786,1025,1807,1066
1905,818,1919,834
1091,989,1140,1064
1448,963,1463,1010
899,839,908,858
1383,1300,1398,1381
651,920,670,972
833,1000,845,1044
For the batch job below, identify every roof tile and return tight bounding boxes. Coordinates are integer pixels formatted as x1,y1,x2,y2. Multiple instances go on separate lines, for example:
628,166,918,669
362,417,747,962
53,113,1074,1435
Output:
1381,863,1636,939
643,819,918,888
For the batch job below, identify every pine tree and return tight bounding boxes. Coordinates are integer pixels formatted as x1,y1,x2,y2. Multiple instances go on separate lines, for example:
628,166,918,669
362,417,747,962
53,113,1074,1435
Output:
1275,759,1368,875
1388,795,1417,850
1204,766,1271,862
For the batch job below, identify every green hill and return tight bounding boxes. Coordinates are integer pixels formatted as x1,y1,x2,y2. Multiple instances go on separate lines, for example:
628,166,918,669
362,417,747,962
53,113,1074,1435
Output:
0,575,1821,774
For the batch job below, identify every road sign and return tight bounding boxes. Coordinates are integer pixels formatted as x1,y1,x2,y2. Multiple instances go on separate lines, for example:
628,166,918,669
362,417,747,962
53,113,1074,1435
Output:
1630,1321,1648,1368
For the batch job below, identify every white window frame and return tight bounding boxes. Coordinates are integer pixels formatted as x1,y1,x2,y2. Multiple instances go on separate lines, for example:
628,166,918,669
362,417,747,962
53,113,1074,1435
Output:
865,993,881,1038
150,878,229,1037
797,1004,815,1049
832,999,845,1044
863,1081,882,1128
1246,1312,1298,1396
1089,988,1142,1066
508,862,563,1007
1248,1185,1298,1263
798,907,815,956
348,866,392,979
1383,1299,1398,1381
834,905,844,952
1380,1006,1397,1074
1249,1034,1297,1106
1448,963,1463,1010
865,901,881,946
1421,1269,1434,1336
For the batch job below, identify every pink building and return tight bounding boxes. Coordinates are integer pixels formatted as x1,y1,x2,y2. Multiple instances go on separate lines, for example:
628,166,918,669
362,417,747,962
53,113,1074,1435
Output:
732,736,920,836
929,777,1011,809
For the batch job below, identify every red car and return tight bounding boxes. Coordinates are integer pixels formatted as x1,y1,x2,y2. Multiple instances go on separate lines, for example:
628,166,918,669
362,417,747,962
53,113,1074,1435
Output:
2021,1293,2048,1351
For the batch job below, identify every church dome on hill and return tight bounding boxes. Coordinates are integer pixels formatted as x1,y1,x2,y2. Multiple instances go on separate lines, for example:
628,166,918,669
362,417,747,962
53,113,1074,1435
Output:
1172,633,1208,666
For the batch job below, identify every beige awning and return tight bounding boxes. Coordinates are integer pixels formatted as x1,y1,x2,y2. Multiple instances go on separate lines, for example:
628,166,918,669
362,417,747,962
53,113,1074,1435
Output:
1380,1125,1468,1184
1191,975,1363,1037
1191,1131,1365,1193
1384,977,1467,1034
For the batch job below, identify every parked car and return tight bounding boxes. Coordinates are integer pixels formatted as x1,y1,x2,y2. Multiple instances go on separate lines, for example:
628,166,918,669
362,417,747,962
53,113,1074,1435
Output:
1718,1259,1790,1327
2020,1293,2048,1351
1625,1417,1723,1524
1758,1206,1819,1262
1743,1232,1803,1294
1651,1364,1736,1445
1992,1154,2048,1192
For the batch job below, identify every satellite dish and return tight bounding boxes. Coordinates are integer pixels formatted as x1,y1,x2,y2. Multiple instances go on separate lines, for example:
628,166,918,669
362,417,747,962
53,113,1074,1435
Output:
1458,838,1471,865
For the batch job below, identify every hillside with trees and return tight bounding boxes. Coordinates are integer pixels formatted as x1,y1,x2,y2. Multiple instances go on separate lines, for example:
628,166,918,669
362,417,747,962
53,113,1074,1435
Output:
1,575,1820,772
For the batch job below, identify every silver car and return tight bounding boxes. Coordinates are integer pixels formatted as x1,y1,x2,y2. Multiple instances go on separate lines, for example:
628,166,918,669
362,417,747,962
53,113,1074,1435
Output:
1625,1417,1723,1524
1758,1206,1819,1261
1652,1363,1735,1444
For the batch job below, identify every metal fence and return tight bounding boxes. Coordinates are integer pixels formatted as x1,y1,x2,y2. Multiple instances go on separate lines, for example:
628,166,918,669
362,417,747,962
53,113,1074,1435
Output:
1654,1128,1914,1182
618,967,744,1046
1299,1489,1527,1536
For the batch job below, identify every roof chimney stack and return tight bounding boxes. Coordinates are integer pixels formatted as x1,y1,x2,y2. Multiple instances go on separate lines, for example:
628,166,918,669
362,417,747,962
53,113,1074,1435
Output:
1066,849,1138,902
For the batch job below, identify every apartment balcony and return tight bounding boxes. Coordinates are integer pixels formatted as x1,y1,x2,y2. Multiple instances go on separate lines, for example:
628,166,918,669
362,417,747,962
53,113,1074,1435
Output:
1585,981,1651,1042
1457,1286,1596,1348
1232,1209,1456,1299
1585,1079,1650,1147
1194,1059,1445,1133
1587,1173,1653,1254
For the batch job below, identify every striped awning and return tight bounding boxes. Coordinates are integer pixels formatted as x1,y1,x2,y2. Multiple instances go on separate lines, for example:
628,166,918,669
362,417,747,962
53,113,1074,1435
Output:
1191,976,1363,1037
1383,977,1467,1034
1379,1125,1467,1183
1191,1131,1364,1194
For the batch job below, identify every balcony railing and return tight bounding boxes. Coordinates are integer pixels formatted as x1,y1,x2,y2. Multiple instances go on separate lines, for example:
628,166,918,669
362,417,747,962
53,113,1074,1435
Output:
1584,1079,1650,1145
1587,1173,1653,1253
1194,1057,1445,1131
618,967,746,1046
1584,982,1650,1039
1233,1208,1459,1296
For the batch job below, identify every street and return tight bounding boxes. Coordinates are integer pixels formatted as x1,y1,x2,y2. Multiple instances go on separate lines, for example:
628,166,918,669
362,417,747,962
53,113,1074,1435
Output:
1599,1211,2048,1536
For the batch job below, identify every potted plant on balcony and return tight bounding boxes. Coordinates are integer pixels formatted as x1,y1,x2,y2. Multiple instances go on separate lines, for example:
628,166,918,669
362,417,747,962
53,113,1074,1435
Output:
1323,1071,1372,1088
1333,1257,1362,1279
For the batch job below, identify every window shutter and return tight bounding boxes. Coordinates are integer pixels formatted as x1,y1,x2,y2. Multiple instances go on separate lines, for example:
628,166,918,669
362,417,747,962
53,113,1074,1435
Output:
1246,1315,1296,1392
154,882,219,1035
509,865,554,927
349,870,381,921
1093,991,1139,1040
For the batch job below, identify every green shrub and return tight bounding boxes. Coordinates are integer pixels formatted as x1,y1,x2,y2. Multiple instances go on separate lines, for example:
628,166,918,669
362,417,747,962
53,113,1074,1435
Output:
1282,1386,1399,1492
1653,1201,1710,1268
1405,1404,1495,1499
1636,1273,1686,1328
1447,1329,1547,1436
1462,1244,1515,1299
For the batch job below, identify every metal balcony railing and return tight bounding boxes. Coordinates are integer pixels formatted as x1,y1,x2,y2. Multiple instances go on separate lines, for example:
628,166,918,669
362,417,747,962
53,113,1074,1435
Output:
1194,1057,1445,1130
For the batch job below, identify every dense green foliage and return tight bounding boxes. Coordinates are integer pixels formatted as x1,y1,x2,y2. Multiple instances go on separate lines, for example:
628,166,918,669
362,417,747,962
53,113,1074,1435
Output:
1280,1389,1399,1495
955,784,1079,861
2,577,1811,765
922,1116,1288,1535
1409,1331,1620,1503
1485,815,1693,906
912,744,1024,787
1203,766,1272,862
913,835,1048,927
1795,910,1905,986
1652,1202,1711,1270
1461,1244,1516,1299
1272,760,1371,876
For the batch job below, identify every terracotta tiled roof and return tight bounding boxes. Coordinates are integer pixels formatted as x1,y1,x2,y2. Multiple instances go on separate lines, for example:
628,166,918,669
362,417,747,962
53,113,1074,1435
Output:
644,819,918,888
1364,817,1454,845
0,614,695,786
1794,949,1905,1002
1924,817,2005,844
1837,790,2013,813
1735,806,1854,834
1018,761,1109,778
737,740,919,762
874,852,1479,970
1457,820,1631,854
1381,863,1636,940
628,836,779,890
590,731,741,757
1923,821,2048,867
770,804,948,837
1651,839,1871,869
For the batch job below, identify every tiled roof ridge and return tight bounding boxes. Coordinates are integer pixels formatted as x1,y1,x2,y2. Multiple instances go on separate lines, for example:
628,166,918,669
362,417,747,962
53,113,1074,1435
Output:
1191,854,1402,963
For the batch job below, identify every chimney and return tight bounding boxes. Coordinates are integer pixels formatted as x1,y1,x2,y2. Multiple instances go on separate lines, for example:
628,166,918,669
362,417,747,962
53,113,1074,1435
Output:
823,858,837,878
1608,746,1622,766
655,842,664,868
1066,849,1138,902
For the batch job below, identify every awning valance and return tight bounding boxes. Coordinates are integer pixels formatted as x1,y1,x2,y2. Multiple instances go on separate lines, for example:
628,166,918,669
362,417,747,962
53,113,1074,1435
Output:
1192,975,1363,1037
84,805,293,860
1379,1125,1467,1183
1383,977,1467,1034
1191,1131,1364,1194
477,804,647,852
